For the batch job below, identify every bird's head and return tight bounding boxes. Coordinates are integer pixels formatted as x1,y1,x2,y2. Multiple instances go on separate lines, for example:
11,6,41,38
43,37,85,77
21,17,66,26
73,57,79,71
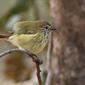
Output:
39,21,56,33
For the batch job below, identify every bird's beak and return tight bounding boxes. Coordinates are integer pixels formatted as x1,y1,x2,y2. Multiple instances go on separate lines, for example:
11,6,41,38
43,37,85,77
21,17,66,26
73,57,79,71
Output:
49,28,56,31
0,30,14,38
49,26,56,31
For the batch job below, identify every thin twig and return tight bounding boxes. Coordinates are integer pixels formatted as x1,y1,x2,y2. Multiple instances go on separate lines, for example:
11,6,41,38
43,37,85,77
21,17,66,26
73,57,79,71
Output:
45,32,54,85
45,70,54,85
46,32,53,70
0,48,43,85
36,63,42,85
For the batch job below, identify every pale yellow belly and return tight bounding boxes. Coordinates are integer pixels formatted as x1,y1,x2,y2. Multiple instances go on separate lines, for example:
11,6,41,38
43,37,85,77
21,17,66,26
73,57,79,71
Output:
9,34,48,53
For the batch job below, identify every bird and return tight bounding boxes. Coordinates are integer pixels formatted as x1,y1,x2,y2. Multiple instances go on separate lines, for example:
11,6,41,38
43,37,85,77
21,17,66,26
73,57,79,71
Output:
0,20,56,53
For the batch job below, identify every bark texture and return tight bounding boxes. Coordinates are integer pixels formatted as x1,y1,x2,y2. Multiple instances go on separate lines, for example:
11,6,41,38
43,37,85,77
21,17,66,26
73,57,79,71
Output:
50,0,85,85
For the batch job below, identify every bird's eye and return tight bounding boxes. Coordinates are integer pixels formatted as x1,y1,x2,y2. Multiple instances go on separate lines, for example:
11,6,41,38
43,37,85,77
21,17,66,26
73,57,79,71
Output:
40,26,48,31
45,26,48,29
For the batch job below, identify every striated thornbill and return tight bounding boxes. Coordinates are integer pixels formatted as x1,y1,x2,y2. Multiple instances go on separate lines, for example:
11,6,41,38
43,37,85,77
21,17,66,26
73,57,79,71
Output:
0,21,56,53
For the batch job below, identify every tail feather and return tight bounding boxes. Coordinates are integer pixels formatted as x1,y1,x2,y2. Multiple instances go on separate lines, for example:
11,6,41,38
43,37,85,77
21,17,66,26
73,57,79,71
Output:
0,34,9,38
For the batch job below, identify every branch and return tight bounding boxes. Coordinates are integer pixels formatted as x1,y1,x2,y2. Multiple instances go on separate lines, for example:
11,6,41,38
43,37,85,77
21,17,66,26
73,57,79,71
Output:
46,32,53,70
45,70,54,85
0,48,43,85
45,32,54,85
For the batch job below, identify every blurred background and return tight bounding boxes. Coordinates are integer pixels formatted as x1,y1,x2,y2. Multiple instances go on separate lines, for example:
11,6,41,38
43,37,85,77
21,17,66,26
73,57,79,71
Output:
0,0,84,85
0,0,51,85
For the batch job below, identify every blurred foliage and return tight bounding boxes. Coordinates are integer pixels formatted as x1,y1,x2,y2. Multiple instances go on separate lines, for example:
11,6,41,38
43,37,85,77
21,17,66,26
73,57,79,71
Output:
0,0,34,28
0,0,50,29
42,71,47,85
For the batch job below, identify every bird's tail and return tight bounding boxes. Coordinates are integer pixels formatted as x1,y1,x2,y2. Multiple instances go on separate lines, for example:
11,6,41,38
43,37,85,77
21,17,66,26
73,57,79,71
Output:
0,31,14,38
0,34,10,38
